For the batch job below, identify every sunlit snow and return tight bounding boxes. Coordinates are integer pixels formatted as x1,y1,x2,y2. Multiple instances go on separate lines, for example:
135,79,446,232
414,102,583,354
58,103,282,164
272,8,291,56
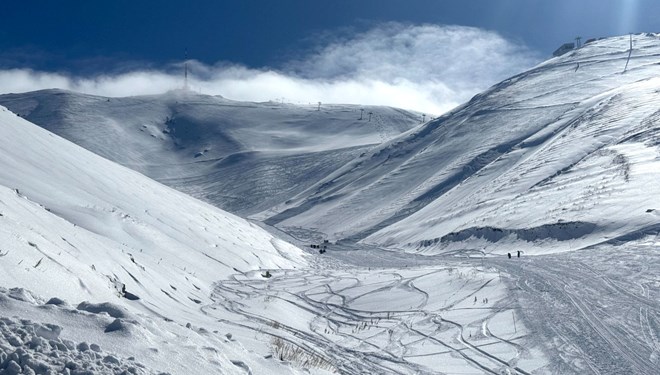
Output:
1,34,659,375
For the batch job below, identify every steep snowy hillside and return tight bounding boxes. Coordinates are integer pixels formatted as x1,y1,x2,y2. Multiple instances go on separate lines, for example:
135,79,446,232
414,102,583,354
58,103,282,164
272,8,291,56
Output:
0,105,308,374
0,90,421,215
260,34,660,253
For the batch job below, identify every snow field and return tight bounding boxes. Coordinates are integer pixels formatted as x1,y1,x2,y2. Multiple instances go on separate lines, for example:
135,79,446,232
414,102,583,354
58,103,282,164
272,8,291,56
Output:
205,251,546,374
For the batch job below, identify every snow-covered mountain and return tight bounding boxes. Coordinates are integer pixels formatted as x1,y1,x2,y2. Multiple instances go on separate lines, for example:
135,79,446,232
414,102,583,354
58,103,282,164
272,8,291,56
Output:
0,106,541,374
257,34,660,254
1,34,659,375
5,36,658,256
0,105,308,374
0,90,421,215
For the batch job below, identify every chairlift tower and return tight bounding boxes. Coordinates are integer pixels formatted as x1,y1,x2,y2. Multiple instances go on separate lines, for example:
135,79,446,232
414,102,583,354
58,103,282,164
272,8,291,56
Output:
575,36,582,49
359,108,364,120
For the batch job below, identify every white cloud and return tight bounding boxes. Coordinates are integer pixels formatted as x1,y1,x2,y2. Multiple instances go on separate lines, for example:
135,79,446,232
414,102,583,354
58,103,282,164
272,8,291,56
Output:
0,24,540,115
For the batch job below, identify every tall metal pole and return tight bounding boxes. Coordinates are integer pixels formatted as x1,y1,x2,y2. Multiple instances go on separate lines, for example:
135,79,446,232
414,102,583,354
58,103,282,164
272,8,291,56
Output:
624,34,633,73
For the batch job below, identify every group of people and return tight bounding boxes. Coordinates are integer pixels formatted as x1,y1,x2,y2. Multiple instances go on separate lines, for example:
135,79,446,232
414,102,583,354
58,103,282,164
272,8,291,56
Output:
507,251,521,259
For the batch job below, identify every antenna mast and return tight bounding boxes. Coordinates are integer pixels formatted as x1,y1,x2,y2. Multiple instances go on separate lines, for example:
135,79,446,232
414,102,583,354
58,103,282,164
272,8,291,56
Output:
184,49,189,90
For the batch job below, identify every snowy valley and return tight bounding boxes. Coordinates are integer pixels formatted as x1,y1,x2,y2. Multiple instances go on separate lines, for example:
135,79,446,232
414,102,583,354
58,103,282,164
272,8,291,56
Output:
0,34,659,375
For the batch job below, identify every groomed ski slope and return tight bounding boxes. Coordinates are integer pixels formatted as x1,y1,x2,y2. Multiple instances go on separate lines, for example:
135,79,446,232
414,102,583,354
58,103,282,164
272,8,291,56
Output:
259,34,660,254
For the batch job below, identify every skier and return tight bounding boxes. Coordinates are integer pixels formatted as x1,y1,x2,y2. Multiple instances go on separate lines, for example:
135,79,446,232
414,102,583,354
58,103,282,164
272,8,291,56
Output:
507,252,512,259
517,250,521,258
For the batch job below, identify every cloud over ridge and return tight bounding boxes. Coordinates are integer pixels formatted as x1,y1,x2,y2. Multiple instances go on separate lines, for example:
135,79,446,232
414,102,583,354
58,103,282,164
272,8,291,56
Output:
0,23,540,114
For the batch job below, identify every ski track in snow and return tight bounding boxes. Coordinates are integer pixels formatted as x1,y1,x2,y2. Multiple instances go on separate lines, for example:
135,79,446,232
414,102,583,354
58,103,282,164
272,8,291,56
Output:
203,246,544,375
199,237,658,374
489,241,660,375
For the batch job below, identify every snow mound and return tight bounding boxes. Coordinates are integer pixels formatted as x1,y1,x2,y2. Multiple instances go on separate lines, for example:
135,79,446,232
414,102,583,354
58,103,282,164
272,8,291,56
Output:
76,302,130,320
0,317,161,375
0,281,306,375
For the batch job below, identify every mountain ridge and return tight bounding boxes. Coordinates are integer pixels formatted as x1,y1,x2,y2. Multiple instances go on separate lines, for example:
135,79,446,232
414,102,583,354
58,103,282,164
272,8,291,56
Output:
0,89,422,216
2,34,660,255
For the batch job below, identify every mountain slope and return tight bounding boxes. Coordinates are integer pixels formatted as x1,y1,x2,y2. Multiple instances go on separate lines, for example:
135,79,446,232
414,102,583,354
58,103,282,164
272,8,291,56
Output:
3,35,658,256
0,90,421,215
0,105,307,374
257,34,660,253
1,34,658,375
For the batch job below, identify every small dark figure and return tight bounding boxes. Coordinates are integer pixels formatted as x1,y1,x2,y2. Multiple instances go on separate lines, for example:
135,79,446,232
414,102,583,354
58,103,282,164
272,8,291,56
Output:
507,252,512,259
517,251,521,258
575,62,580,72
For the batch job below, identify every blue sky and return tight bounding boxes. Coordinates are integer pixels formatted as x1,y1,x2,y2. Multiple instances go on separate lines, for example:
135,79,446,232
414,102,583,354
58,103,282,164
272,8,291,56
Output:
1,0,657,113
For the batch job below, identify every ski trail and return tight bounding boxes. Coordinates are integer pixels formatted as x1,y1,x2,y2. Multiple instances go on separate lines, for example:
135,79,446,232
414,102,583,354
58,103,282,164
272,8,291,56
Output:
205,259,527,374
493,249,659,375
441,317,531,375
